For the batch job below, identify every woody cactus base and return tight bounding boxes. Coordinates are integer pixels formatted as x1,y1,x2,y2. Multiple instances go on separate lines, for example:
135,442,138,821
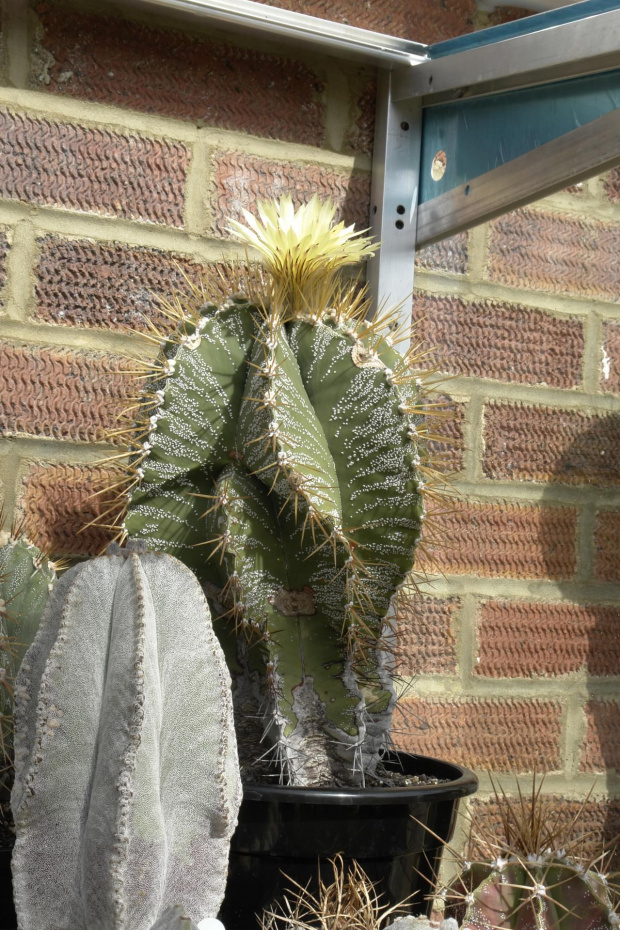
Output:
88,196,444,787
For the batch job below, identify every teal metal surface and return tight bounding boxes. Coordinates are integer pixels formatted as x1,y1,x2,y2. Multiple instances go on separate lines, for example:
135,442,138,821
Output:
429,0,620,58
419,67,620,203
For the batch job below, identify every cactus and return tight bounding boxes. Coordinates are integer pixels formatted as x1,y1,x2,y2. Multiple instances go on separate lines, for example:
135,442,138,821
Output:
0,526,57,795
10,540,242,930
438,778,620,930
90,196,439,786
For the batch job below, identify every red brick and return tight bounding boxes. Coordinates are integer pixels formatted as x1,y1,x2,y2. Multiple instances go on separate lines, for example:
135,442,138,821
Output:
347,78,375,158
0,228,8,308
34,235,208,330
427,397,465,476
0,343,133,442
582,701,620,772
395,596,459,676
594,511,620,582
35,5,325,147
213,152,370,236
476,599,620,678
415,234,469,276
412,294,584,388
603,166,620,204
259,0,477,43
0,108,189,226
19,463,121,557
470,795,620,870
487,208,620,302
395,698,562,772
483,403,620,487
602,321,620,394
421,499,577,580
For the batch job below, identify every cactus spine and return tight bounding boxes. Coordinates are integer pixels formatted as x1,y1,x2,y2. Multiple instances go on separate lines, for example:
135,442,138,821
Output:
0,528,57,795
11,541,242,930
89,196,438,786
439,779,620,930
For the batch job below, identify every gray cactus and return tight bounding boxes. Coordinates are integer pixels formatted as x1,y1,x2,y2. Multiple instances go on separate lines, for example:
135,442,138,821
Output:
10,540,242,930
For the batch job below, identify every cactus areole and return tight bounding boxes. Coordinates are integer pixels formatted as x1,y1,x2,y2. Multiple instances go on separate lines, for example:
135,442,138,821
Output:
105,196,436,787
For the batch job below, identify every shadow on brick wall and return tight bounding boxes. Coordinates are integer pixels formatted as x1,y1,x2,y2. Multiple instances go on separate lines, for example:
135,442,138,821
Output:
540,411,620,858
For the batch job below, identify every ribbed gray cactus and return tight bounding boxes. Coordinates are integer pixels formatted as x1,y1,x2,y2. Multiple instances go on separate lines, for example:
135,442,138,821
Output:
10,540,242,930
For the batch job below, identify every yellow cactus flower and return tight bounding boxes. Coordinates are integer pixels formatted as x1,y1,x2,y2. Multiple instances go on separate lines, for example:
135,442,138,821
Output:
228,194,376,320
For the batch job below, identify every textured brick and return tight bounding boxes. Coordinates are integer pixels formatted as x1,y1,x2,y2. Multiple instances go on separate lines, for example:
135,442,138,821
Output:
395,596,459,676
427,397,465,475
213,152,370,236
470,795,620,871
0,228,8,309
347,78,375,157
19,464,120,557
395,699,562,772
487,208,620,302
602,321,620,394
260,0,477,43
476,600,620,678
412,294,584,388
415,234,469,276
34,235,207,330
0,108,189,226
594,511,620,582
483,403,620,487
582,701,620,772
0,343,133,442
603,166,620,204
422,499,577,580
35,5,325,147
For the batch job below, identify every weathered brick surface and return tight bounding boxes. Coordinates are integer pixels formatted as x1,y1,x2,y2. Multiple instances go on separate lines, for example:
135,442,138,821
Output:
396,699,562,772
261,0,478,42
470,795,620,870
35,5,325,147
34,236,206,330
594,511,620,582
19,463,120,556
603,166,620,203
582,701,620,772
0,343,133,442
422,499,577,580
412,294,584,388
0,228,8,308
347,78,375,157
395,596,459,676
415,233,469,276
483,403,620,487
213,152,370,235
476,600,620,678
487,208,620,302
0,109,189,226
427,397,465,475
602,321,620,394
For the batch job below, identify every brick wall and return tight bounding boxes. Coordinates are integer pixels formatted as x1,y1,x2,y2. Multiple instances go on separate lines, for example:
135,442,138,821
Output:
0,0,619,860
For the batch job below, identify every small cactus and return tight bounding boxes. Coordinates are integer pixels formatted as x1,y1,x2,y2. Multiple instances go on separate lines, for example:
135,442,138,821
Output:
0,526,57,793
438,778,620,930
86,196,442,786
11,540,242,930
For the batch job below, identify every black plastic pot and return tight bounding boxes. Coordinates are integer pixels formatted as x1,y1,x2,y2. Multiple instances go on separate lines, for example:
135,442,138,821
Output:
219,752,477,930
1,845,15,930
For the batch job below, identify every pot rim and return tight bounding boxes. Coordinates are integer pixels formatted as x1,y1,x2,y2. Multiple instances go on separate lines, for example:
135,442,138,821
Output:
242,751,478,805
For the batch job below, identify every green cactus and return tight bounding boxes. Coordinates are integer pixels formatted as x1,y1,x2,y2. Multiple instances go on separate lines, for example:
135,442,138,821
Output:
0,526,57,795
11,540,242,930
93,196,437,786
439,779,620,930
